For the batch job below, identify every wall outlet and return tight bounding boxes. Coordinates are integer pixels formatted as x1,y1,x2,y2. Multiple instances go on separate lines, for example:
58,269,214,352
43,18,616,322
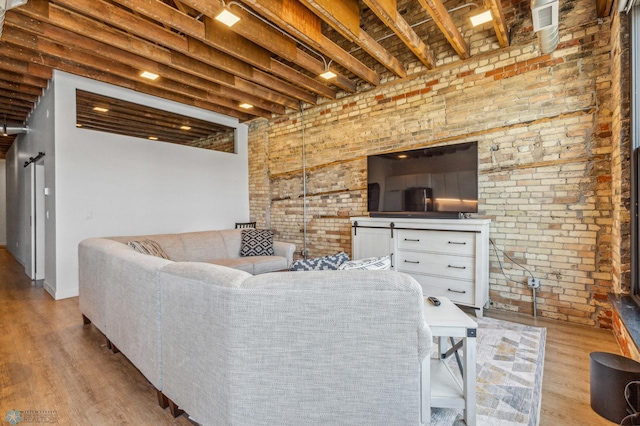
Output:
528,277,541,288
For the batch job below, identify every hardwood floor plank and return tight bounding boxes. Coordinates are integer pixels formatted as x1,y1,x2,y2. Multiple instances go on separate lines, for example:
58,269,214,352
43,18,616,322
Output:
0,248,193,425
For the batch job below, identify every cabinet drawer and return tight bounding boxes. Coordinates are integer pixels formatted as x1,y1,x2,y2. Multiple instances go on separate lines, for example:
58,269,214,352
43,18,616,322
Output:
408,274,475,306
397,230,475,256
396,251,475,281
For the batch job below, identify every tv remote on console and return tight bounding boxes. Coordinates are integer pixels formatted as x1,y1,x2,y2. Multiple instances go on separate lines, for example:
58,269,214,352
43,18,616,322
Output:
427,297,441,306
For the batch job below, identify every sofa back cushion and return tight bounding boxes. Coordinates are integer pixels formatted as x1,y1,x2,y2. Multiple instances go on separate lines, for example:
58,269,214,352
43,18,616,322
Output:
179,231,229,262
219,229,243,258
160,262,251,289
109,234,185,261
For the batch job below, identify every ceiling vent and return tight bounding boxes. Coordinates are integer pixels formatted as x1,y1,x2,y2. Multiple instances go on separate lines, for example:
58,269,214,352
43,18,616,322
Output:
532,0,559,32
531,0,559,54
0,0,28,39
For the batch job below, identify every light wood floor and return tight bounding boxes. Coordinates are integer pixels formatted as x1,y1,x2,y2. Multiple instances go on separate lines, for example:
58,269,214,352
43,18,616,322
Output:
0,247,619,425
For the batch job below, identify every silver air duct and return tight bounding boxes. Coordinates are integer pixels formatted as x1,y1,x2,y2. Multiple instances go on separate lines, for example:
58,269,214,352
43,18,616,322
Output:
531,0,559,54
2,121,28,136
0,0,29,39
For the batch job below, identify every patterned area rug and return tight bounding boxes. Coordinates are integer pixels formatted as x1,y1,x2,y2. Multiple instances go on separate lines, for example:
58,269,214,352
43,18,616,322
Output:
430,316,546,426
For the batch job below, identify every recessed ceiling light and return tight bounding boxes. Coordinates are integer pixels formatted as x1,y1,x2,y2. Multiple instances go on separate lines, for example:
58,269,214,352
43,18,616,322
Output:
215,9,241,27
140,71,159,80
470,10,493,26
398,154,408,159
180,125,192,131
148,136,158,140
93,106,109,113
320,70,337,80
239,103,253,109
76,124,83,128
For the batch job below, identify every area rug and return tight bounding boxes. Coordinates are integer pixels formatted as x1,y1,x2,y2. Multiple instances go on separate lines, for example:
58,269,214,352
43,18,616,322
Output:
429,315,546,426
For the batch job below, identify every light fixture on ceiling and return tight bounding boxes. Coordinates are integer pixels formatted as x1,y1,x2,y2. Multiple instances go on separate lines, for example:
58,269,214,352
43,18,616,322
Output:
140,71,159,80
239,103,253,109
148,136,158,140
220,0,337,82
0,0,28,39
470,10,493,26
180,125,192,131
215,2,241,27
320,69,337,80
93,106,109,113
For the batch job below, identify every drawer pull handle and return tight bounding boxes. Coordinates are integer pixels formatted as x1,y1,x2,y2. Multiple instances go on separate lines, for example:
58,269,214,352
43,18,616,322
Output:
404,238,420,242
404,260,420,264
447,288,467,294
447,265,466,270
448,241,467,245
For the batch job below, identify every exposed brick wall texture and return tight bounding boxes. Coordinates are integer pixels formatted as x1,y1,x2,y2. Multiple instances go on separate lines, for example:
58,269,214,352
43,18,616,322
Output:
247,0,630,327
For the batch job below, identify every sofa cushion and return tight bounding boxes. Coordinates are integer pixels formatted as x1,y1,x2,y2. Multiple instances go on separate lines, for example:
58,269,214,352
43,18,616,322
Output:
207,257,255,274
337,255,392,271
180,231,229,262
289,252,349,271
240,229,274,257
126,239,171,259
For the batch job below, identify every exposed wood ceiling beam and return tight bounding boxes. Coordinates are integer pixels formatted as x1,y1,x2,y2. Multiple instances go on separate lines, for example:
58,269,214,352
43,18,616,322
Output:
596,0,615,17
0,41,254,120
362,0,436,69
239,0,380,86
299,0,407,77
417,0,470,59
15,4,297,114
3,15,277,118
47,0,326,106
105,0,321,107
205,4,357,93
38,0,312,108
485,0,509,48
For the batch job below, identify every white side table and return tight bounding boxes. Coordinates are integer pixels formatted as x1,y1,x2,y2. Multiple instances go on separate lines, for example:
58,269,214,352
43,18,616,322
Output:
421,297,477,426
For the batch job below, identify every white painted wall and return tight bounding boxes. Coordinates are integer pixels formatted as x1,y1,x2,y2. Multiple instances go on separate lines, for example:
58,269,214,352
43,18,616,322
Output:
0,160,6,246
6,70,250,299
6,80,56,270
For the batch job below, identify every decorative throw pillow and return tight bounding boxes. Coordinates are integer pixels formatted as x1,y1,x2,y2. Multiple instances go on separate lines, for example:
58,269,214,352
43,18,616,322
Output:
126,239,170,260
289,251,350,271
337,255,392,271
240,229,275,257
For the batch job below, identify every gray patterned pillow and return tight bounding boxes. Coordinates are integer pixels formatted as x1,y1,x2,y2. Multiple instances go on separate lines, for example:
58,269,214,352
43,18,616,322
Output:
289,251,349,271
126,239,170,259
240,229,275,257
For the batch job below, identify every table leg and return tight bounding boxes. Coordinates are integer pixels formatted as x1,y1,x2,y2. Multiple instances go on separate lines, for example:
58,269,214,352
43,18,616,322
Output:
463,333,477,426
421,356,431,424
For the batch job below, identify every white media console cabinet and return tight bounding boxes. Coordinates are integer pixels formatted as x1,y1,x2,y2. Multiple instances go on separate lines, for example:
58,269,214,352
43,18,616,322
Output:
350,216,491,317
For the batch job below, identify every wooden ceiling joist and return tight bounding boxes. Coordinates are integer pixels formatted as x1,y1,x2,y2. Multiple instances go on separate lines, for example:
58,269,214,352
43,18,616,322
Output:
363,0,436,70
417,0,470,59
299,0,408,77
484,0,509,48
17,3,308,111
240,0,380,86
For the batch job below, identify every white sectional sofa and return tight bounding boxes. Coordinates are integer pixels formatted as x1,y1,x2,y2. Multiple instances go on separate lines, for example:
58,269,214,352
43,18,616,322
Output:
78,229,432,425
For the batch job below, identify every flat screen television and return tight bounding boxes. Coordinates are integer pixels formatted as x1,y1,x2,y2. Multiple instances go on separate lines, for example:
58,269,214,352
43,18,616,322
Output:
367,141,478,218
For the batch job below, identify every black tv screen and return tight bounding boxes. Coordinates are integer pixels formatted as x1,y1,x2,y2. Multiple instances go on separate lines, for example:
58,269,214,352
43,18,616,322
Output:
367,142,478,218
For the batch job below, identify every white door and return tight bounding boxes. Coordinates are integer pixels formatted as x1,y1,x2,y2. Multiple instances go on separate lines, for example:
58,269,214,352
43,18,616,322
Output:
27,163,45,280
